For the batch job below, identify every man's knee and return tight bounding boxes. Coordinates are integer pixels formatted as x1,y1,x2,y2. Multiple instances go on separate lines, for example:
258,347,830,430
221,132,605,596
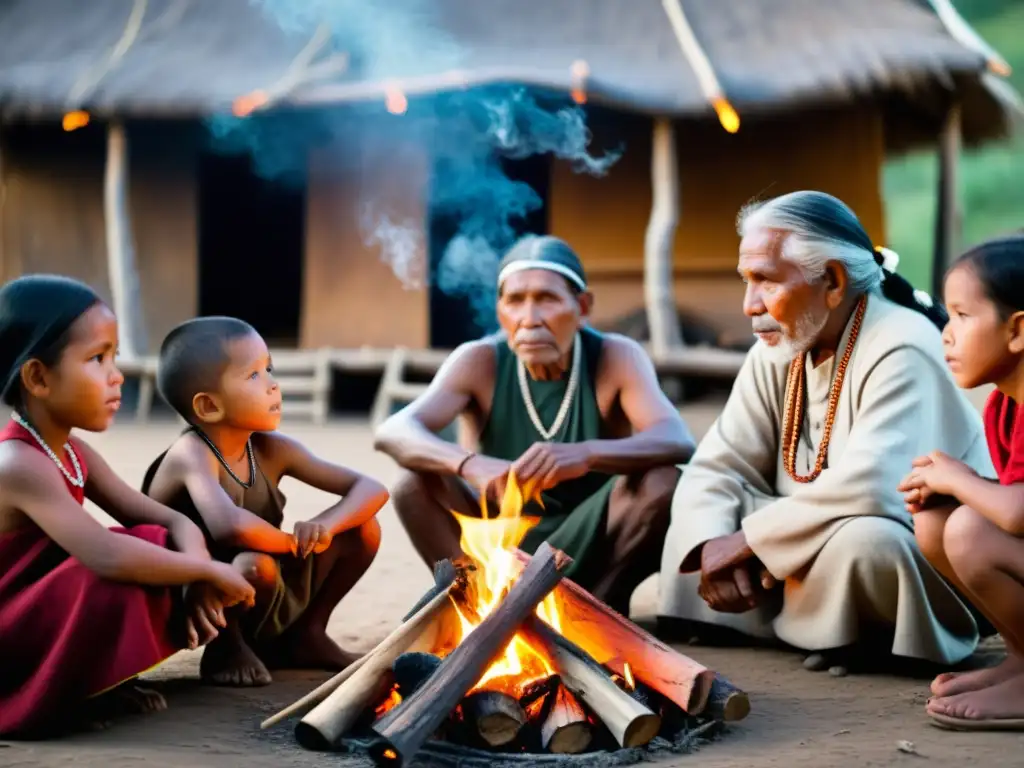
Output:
390,470,431,519
232,551,280,591
827,516,915,569
614,466,679,536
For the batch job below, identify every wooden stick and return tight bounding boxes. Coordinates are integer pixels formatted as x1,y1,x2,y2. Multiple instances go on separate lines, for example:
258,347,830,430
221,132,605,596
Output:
461,691,526,747
260,560,456,730
541,684,592,754
705,674,750,723
294,585,456,750
512,549,713,714
368,542,572,767
521,617,661,749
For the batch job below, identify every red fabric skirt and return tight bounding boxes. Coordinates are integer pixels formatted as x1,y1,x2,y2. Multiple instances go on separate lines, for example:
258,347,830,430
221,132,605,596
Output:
0,523,183,737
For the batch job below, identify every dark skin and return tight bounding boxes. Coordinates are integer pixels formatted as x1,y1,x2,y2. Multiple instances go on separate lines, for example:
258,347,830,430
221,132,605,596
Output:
374,268,694,614
694,228,861,614
899,265,1024,724
0,303,255,721
146,331,388,687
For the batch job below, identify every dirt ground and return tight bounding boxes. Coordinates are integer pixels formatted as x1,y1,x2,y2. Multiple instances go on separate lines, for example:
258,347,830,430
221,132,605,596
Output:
3,398,1022,767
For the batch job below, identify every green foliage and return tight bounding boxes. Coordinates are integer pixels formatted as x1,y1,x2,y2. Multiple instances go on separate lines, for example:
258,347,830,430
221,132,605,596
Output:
882,0,1024,292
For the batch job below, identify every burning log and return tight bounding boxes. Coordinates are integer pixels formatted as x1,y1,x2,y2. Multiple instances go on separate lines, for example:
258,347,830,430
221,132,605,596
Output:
521,618,661,749
706,674,750,723
392,652,442,697
261,560,458,731
460,691,526,747
293,563,459,749
512,549,714,714
368,542,573,767
541,684,592,754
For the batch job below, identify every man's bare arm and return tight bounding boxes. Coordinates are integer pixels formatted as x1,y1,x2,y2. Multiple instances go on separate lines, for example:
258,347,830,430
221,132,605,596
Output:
373,341,493,475
585,335,696,474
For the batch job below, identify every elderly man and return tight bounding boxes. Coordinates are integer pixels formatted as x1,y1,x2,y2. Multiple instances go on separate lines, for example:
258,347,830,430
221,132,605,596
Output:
658,191,994,675
375,235,694,614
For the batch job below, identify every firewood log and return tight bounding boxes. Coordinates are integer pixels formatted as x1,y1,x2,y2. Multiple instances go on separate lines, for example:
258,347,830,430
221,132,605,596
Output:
705,674,750,722
293,563,459,749
521,617,661,749
460,690,526,747
512,549,714,714
392,652,442,697
541,684,592,754
367,542,573,767
260,559,456,731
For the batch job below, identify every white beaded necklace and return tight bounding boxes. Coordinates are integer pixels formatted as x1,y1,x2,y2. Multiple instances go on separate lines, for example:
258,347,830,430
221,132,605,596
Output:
516,334,581,441
11,411,84,488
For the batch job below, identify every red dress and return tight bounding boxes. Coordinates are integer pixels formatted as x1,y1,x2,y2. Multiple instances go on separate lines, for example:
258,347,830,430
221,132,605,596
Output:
0,420,183,737
983,390,1024,485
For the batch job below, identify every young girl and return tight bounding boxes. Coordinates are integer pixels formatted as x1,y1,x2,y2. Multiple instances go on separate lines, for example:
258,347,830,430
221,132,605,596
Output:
0,275,255,738
899,233,1024,731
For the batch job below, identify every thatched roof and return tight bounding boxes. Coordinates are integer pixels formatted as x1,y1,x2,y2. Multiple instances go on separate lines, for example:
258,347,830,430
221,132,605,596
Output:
0,0,1019,149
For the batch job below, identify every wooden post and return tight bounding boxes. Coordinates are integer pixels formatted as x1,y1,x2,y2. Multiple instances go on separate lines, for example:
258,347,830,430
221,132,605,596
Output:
644,117,682,357
930,102,962,298
104,121,147,358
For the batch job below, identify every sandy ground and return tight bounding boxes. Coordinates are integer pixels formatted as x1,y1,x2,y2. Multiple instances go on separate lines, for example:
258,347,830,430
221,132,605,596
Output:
4,396,1023,767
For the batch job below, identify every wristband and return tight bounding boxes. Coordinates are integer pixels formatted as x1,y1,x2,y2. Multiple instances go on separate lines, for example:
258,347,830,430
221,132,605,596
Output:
455,452,476,478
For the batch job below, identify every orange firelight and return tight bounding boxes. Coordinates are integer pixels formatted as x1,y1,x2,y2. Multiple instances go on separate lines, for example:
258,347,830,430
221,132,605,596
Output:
62,111,90,132
385,86,408,115
713,97,739,134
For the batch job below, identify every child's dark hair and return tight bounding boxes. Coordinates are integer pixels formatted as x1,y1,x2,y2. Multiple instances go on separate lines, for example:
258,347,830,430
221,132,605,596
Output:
0,275,102,409
157,316,259,421
949,234,1024,319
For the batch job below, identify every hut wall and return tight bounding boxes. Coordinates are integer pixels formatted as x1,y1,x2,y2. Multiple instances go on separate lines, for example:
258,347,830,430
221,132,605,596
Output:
549,106,887,341
0,122,199,353
301,126,429,349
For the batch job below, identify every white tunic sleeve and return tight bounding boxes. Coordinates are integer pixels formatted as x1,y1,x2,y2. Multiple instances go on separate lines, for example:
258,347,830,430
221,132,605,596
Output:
742,346,983,580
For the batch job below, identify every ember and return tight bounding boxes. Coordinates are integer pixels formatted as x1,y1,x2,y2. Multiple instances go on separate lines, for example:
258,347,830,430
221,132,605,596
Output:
268,474,749,766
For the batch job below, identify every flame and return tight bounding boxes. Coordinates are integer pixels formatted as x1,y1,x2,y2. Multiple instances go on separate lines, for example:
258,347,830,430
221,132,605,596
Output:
62,111,90,132
623,662,636,691
713,96,740,134
570,59,590,105
385,86,408,115
232,90,268,117
374,685,402,718
448,471,562,695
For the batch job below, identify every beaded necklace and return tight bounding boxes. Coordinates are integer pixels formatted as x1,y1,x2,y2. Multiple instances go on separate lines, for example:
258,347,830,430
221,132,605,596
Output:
191,426,255,489
10,411,84,488
781,296,867,483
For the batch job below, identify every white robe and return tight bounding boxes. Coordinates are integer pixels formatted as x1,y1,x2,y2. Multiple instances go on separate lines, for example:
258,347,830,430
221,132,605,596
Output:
659,294,993,664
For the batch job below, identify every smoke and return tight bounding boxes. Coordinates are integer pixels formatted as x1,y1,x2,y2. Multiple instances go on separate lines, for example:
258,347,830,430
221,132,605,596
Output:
212,1,621,333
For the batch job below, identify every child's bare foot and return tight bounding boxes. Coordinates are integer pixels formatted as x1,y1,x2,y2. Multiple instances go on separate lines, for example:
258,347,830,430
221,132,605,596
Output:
930,653,1024,697
200,628,272,687
264,626,360,671
928,673,1024,729
85,683,167,731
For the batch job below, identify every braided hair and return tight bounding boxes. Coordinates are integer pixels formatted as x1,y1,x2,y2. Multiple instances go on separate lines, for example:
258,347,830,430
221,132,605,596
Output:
738,190,948,330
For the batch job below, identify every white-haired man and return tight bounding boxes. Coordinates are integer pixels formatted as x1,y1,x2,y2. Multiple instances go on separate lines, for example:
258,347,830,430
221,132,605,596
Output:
658,190,994,675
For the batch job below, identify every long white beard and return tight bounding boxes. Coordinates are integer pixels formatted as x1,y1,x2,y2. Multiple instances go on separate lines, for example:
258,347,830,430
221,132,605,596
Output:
756,309,829,364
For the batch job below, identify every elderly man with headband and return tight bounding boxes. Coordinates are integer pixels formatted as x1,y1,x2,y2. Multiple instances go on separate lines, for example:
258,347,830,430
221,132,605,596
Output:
375,235,694,614
658,190,994,676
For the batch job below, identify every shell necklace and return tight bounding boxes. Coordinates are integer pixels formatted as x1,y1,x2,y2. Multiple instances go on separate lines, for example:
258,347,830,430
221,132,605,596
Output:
781,296,867,484
191,427,255,489
517,334,581,441
11,411,84,488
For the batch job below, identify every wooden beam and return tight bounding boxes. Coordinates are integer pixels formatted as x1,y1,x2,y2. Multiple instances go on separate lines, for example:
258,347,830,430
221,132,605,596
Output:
930,102,962,298
644,117,682,356
104,121,147,358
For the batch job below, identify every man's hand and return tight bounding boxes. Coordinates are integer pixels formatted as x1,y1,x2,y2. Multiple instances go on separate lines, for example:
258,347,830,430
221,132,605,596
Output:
898,452,974,510
293,521,333,558
511,442,591,492
183,582,226,650
699,530,755,577
459,455,513,501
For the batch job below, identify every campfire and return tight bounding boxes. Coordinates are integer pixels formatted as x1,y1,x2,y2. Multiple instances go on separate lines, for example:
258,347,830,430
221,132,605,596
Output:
261,473,749,766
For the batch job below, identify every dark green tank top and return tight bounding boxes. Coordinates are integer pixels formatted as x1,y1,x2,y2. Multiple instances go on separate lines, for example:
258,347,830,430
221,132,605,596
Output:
478,326,611,515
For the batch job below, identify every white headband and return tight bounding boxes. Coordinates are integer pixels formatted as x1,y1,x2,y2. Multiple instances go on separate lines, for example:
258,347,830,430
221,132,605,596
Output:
496,260,587,291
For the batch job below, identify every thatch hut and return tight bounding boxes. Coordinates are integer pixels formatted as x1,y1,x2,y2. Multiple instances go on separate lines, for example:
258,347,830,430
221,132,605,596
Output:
0,0,1019,362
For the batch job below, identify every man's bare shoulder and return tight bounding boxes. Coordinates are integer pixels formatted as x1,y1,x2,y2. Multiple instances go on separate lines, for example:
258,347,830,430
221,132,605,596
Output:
435,337,499,389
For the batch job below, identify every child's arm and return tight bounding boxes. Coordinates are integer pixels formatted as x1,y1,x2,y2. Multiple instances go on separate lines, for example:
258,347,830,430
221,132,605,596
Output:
76,440,211,559
946,471,1024,535
168,439,297,555
266,432,389,536
0,444,254,605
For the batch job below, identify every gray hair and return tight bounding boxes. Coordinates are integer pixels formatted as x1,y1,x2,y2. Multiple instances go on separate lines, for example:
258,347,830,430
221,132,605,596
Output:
737,191,883,296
